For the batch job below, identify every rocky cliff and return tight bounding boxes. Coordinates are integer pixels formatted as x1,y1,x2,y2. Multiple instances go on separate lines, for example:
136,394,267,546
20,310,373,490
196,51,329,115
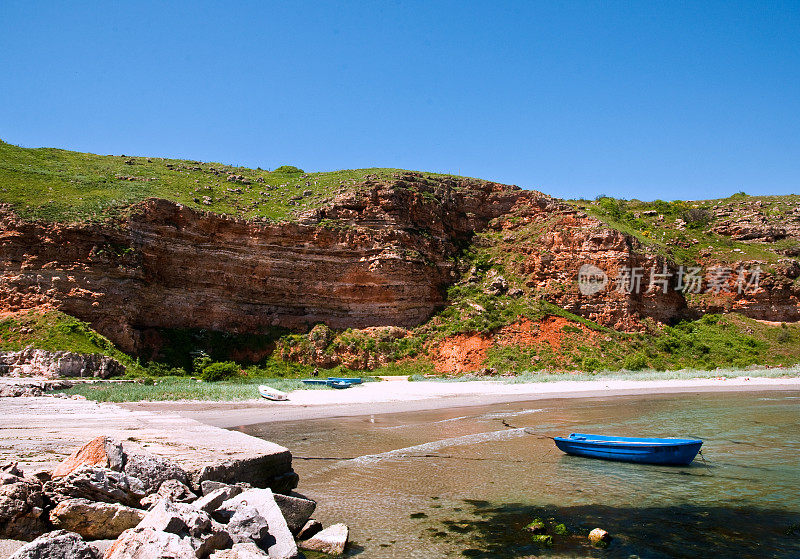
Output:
0,173,695,353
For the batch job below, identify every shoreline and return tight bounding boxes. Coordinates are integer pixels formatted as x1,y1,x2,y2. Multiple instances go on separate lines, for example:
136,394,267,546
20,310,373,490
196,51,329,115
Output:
120,375,800,428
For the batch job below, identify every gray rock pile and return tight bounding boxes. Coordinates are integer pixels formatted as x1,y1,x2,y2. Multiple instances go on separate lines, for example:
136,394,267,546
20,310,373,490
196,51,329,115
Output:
1,436,349,558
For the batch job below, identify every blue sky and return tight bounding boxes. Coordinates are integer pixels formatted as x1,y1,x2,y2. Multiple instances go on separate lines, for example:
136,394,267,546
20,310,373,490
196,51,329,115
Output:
1,1,798,200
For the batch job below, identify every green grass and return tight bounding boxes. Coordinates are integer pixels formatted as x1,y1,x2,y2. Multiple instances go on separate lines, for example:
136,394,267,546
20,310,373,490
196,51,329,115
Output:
53,376,331,402
0,310,134,364
0,139,407,223
571,194,800,266
410,365,800,383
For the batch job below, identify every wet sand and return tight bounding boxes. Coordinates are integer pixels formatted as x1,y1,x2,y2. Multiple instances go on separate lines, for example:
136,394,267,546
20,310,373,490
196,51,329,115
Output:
121,376,800,428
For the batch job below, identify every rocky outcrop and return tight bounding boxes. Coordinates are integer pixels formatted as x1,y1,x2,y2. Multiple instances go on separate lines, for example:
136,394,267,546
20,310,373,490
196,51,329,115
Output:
0,349,124,378
0,174,687,351
45,467,145,507
298,523,349,556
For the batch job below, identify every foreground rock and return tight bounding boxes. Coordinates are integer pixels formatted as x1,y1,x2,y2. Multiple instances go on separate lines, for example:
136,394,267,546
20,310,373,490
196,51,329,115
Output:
104,526,197,559
140,479,197,508
225,506,270,547
50,498,146,539
9,530,99,559
273,493,316,534
194,485,245,515
52,437,125,478
51,435,190,495
210,542,268,558
137,500,232,557
298,523,349,555
0,473,46,541
218,489,298,559
45,466,145,507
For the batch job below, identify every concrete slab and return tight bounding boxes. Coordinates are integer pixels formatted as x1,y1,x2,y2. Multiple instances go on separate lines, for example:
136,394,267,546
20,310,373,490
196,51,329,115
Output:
0,397,294,489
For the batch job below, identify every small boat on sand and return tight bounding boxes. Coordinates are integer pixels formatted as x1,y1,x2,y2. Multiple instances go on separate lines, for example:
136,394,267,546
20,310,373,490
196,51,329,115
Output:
258,385,288,401
553,433,703,466
301,377,363,389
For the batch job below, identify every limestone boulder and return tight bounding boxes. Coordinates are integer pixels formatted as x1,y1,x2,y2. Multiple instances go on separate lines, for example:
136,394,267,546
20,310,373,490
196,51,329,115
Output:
194,486,245,515
123,449,189,494
136,500,231,557
295,519,322,541
45,466,145,507
52,436,125,478
103,527,196,559
217,489,297,559
298,523,348,556
200,481,250,496
210,543,268,558
140,479,197,508
225,506,270,547
273,493,316,534
9,529,99,559
50,498,146,540
0,474,47,541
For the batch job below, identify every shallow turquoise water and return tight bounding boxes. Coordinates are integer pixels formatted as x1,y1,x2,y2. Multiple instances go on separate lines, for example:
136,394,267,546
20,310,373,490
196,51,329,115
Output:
238,391,800,558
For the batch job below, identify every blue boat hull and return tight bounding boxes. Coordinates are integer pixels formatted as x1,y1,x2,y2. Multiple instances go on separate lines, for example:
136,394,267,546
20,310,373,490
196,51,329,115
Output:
554,433,703,466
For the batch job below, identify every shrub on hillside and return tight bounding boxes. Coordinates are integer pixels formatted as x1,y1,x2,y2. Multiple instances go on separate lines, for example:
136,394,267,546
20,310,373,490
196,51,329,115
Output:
201,361,240,382
274,165,304,174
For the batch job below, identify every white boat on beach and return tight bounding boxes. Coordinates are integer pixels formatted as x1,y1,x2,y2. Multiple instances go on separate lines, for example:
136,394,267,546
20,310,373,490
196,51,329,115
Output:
258,385,289,401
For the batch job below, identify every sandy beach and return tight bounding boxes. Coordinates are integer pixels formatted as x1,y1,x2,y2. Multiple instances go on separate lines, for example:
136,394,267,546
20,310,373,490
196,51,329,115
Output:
122,375,800,428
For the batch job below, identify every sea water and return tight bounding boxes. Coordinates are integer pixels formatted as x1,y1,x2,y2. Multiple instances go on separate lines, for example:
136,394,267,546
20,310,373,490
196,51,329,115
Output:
238,391,800,558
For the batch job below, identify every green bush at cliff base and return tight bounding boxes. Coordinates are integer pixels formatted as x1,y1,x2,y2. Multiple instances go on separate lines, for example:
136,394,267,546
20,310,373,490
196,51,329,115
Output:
201,361,240,382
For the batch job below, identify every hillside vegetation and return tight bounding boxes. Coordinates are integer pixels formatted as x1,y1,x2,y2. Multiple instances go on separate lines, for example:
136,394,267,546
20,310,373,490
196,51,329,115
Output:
0,140,405,222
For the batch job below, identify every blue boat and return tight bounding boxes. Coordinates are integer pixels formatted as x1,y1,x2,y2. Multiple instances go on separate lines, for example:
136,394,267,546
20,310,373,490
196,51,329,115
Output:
327,377,362,385
301,378,361,389
553,433,703,465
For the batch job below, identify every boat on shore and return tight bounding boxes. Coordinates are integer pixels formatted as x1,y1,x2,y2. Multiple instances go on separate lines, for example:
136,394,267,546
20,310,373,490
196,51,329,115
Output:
553,433,703,465
300,377,363,389
258,385,289,401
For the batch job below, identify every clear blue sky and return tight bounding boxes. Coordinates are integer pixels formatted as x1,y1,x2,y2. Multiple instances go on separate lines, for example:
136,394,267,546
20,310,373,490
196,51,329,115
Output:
1,1,798,200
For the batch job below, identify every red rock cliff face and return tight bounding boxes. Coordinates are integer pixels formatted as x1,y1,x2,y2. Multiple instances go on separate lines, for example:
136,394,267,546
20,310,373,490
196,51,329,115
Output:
0,174,694,350
0,176,538,351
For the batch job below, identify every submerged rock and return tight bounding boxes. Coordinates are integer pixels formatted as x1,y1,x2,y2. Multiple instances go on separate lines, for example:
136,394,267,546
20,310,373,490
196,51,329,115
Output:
588,527,611,547
298,523,348,556
9,529,99,559
50,498,145,540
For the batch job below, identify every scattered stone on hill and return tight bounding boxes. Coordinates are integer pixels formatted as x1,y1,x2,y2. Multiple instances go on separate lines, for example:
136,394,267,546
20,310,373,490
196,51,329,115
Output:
8,529,99,559
298,523,349,555
45,466,145,507
0,473,47,541
0,349,125,379
50,498,146,539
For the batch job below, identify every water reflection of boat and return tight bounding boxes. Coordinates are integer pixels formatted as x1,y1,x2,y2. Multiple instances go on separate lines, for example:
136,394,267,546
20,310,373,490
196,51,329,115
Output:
554,433,703,465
